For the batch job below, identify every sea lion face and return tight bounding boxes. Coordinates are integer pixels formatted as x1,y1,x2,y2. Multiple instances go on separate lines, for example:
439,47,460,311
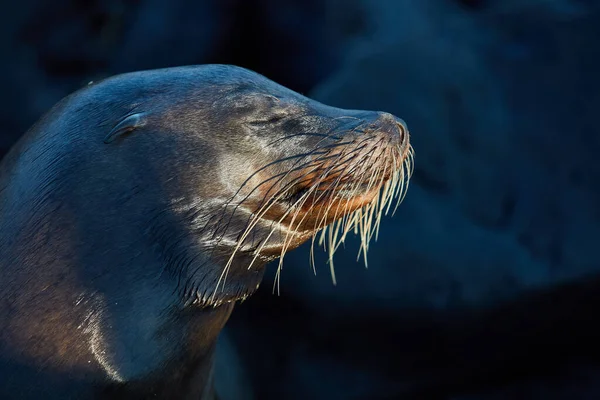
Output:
96,65,413,306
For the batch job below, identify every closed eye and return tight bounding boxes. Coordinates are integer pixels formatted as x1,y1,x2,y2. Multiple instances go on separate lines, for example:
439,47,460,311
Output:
245,115,286,127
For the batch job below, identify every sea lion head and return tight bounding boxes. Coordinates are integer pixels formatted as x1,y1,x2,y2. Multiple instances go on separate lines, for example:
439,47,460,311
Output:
0,64,412,395
79,65,413,308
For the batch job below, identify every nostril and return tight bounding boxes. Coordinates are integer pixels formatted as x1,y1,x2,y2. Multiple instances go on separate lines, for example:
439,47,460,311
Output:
369,112,408,145
393,116,408,144
395,122,405,141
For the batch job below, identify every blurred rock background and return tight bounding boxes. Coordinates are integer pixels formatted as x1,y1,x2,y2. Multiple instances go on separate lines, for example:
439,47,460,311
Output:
1,0,599,398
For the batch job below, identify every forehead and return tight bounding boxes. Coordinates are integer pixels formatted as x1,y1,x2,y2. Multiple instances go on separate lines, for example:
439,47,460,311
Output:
214,81,299,104
91,65,314,120
208,83,310,114
192,66,301,100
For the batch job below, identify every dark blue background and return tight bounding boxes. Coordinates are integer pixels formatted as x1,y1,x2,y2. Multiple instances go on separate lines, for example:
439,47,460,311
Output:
1,1,600,399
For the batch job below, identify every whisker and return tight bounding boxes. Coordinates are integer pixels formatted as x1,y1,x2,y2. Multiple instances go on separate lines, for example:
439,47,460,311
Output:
207,124,413,303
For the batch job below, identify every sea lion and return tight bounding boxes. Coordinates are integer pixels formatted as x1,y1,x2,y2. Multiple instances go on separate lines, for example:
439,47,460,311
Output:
0,64,413,399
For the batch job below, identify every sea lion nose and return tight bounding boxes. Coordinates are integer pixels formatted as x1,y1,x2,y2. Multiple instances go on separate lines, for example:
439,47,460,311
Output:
375,112,407,144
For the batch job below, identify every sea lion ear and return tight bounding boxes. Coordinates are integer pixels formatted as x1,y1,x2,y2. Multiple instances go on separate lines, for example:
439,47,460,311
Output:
104,112,148,144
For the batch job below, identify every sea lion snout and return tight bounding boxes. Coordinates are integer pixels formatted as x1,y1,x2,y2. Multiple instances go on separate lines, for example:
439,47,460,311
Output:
368,111,409,146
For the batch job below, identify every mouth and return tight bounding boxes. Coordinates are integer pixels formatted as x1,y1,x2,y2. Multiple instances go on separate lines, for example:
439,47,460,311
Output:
257,138,414,289
288,139,409,211
270,133,412,237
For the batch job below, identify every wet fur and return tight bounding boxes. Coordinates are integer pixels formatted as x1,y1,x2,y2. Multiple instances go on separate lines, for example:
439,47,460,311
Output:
0,65,412,399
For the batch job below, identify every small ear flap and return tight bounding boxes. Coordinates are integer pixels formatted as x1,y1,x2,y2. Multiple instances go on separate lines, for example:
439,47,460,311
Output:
104,112,147,144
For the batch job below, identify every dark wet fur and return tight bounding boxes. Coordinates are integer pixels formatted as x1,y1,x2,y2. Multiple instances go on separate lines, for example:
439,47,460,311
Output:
0,65,411,399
